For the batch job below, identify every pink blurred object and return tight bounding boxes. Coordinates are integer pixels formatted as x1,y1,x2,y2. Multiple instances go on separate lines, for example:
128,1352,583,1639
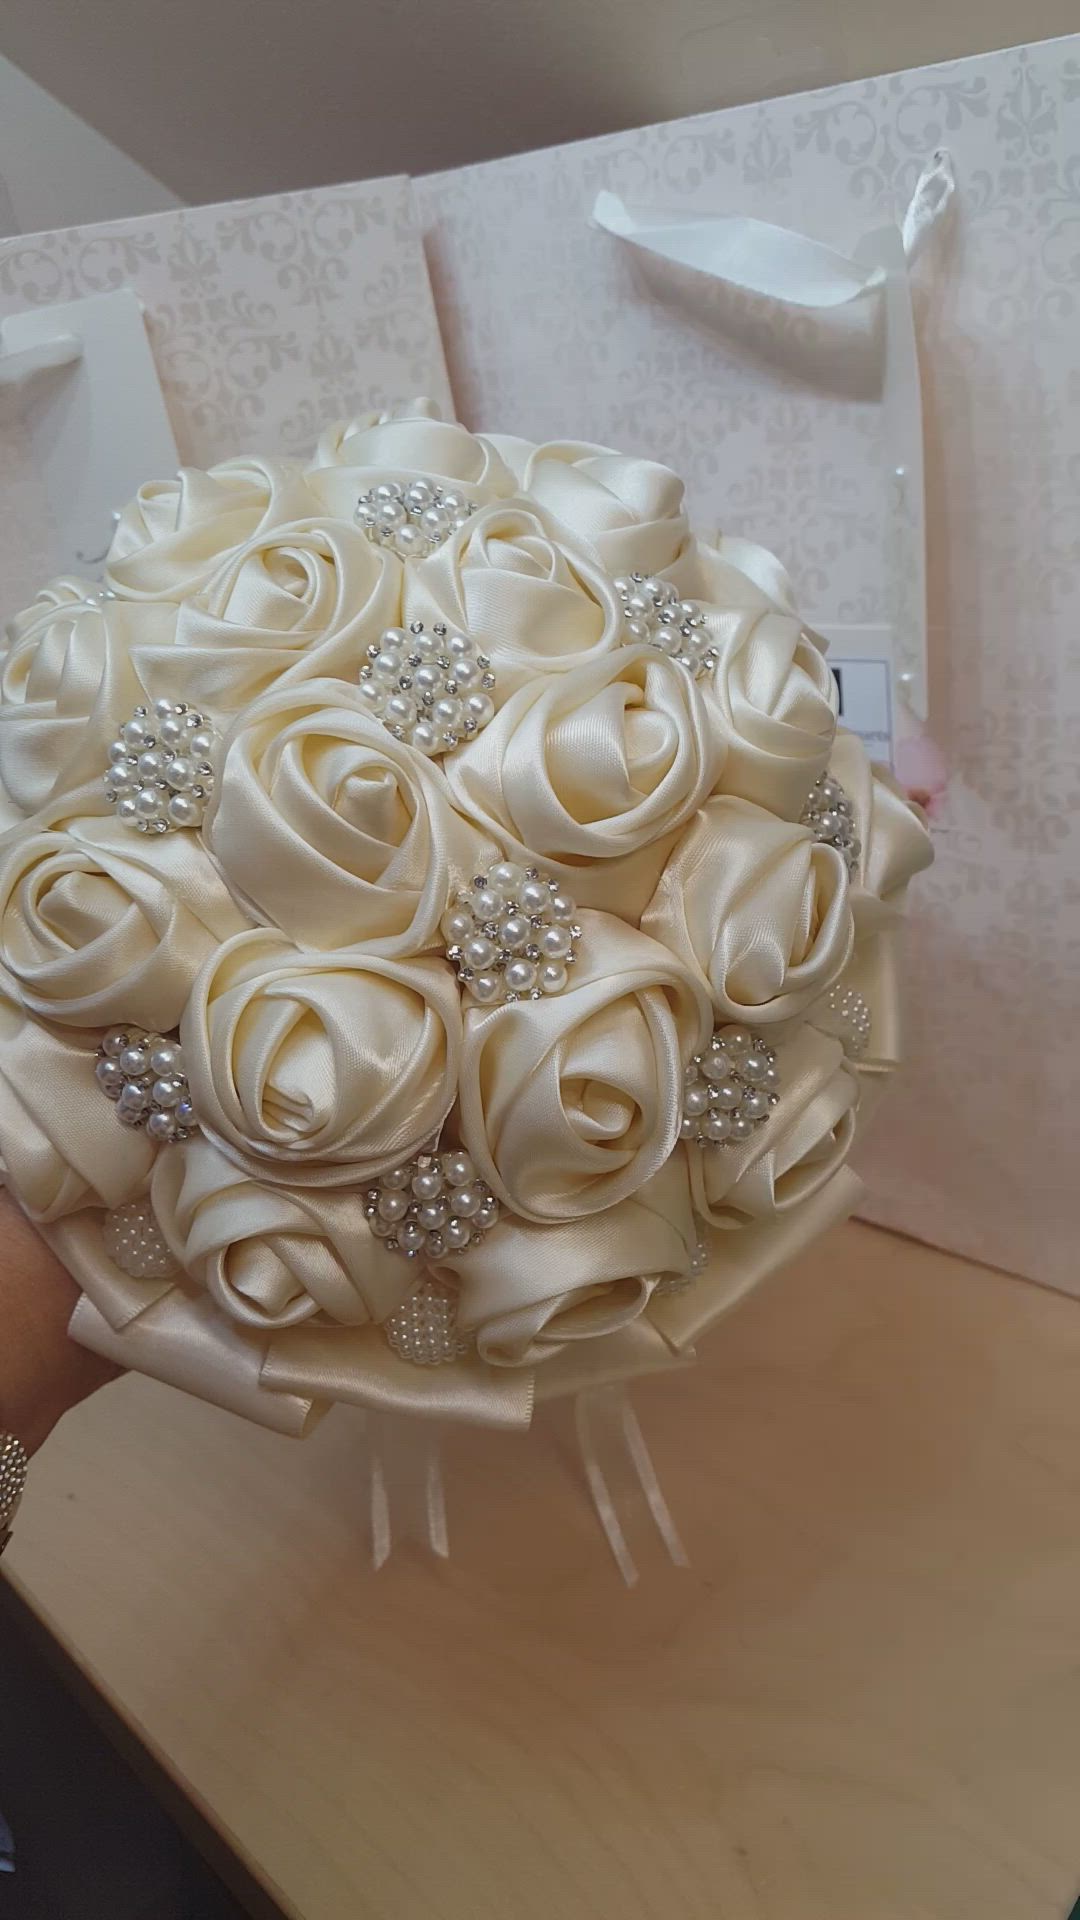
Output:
894,732,948,819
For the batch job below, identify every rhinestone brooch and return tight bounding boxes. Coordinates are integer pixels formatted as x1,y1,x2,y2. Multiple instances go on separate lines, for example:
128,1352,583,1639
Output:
103,1197,179,1279
801,773,860,879
355,478,476,558
365,1148,500,1261
384,1278,467,1366
681,1025,780,1146
103,700,218,833
95,1027,195,1144
442,861,581,1005
358,621,496,756
817,982,872,1059
614,572,717,678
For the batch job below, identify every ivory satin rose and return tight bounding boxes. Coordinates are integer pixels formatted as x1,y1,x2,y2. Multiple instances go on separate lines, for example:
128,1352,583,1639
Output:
494,438,691,577
129,518,400,721
828,728,934,925
444,645,723,916
107,455,319,602
0,975,154,1220
643,795,854,1025
181,929,462,1187
306,407,518,518
0,816,247,1030
206,679,496,953
439,1154,698,1366
0,583,176,819
458,912,711,1223
151,1135,413,1330
687,1024,859,1228
403,504,624,696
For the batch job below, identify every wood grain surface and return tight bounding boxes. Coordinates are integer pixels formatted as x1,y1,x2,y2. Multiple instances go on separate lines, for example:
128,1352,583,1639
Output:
7,1220,1080,1920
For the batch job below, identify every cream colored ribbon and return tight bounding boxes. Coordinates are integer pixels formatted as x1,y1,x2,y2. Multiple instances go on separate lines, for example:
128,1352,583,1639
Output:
575,1384,689,1585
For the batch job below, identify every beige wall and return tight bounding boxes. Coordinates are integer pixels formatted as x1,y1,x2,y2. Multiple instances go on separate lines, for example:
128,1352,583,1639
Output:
1,4,1076,212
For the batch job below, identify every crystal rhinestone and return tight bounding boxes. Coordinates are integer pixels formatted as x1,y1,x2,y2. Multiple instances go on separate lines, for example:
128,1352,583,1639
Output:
614,572,717,678
383,1277,466,1366
442,862,581,1005
655,1236,710,1296
355,479,476,557
103,702,219,834
800,773,861,879
816,981,873,1059
357,621,496,756
102,1197,179,1280
681,1026,780,1148
95,1027,195,1145
365,1148,502,1262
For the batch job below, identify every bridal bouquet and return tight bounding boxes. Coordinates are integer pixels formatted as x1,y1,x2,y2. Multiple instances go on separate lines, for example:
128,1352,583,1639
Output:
0,403,931,1436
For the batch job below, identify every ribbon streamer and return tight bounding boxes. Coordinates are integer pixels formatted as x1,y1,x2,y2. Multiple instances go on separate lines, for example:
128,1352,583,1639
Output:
575,1384,689,1586
359,1410,449,1570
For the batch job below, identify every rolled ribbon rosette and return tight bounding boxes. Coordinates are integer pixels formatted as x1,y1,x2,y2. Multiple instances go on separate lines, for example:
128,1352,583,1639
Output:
0,401,932,1439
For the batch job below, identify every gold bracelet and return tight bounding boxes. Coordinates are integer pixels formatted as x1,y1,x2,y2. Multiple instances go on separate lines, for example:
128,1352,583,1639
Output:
0,1432,28,1558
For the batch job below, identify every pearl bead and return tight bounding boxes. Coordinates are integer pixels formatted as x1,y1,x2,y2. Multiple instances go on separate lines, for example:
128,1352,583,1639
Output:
411,721,438,754
152,1077,182,1108
146,1110,176,1143
741,1090,771,1120
470,970,502,1004
499,913,531,951
413,662,440,692
539,924,572,960
450,1183,482,1217
137,750,164,781
395,523,424,556
723,1028,753,1057
474,1200,499,1231
122,716,150,748
398,1222,426,1256
135,785,162,818
384,693,416,727
729,1115,754,1142
167,793,198,827
489,861,526,895
452,658,480,689
418,1199,449,1232
472,888,503,922
539,961,568,994
443,1218,472,1251
464,692,495,727
117,796,140,822
441,1151,474,1187
150,1042,181,1077
519,879,550,915
374,649,404,679
464,934,497,971
433,696,463,730
504,958,537,994
120,1044,150,1077
188,728,214,757
378,1189,410,1222
405,479,435,510
159,714,184,746
95,1059,125,1094
548,891,576,924
175,1098,195,1127
701,1050,733,1083
741,1051,769,1084
153,696,176,720
683,1085,710,1117
103,1027,130,1058
704,1111,732,1142
713,1080,744,1111
412,1168,444,1201
381,1164,413,1190
441,908,474,946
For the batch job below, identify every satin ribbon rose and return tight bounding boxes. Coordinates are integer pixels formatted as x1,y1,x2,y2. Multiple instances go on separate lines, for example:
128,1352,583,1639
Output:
458,911,711,1223
444,645,723,917
438,1153,698,1366
687,1023,859,1228
181,929,462,1188
684,537,838,819
0,975,153,1220
494,439,690,577
129,519,400,722
0,815,247,1030
106,455,318,601
206,679,496,953
151,1135,414,1330
306,403,518,519
828,728,933,929
0,579,175,818
642,794,853,1026
403,505,624,698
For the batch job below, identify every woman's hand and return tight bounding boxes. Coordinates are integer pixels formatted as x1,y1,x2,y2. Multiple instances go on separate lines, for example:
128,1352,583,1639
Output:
0,1193,120,1454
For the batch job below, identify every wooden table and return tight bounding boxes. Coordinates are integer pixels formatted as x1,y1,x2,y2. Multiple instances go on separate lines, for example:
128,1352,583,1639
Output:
6,1221,1080,1919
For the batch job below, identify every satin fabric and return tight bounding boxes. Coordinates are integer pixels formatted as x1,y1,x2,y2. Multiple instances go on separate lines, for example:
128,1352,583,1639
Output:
260,1324,533,1429
444,645,723,917
459,911,711,1222
107,456,320,602
131,520,402,724
642,794,853,1025
0,587,172,819
304,414,519,520
0,813,248,1030
403,504,625,699
497,441,691,578
181,928,462,1188
686,1023,857,1227
830,728,933,926
205,678,497,953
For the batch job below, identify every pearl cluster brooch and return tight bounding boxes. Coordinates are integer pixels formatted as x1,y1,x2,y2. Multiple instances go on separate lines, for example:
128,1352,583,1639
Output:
442,861,581,1005
103,1197,179,1279
358,621,496,756
104,700,218,833
801,773,860,879
384,1278,466,1366
95,1028,195,1144
355,478,476,557
614,573,717,678
817,982,872,1058
681,1025,780,1146
365,1148,500,1261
